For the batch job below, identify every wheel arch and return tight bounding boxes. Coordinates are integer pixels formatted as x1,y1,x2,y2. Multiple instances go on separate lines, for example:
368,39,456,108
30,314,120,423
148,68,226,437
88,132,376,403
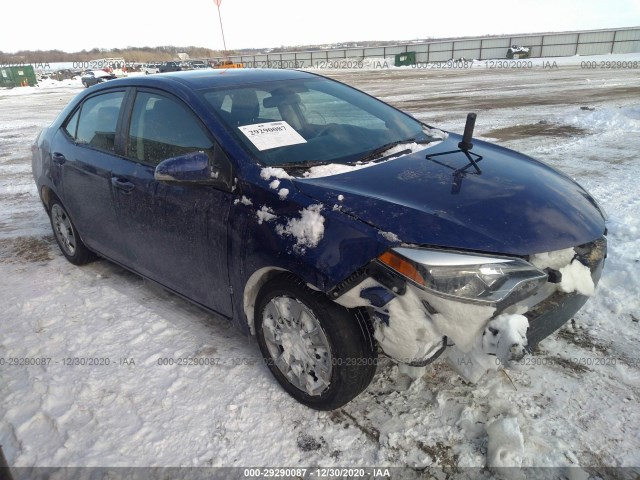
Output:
243,266,287,335
40,185,56,212
242,267,327,335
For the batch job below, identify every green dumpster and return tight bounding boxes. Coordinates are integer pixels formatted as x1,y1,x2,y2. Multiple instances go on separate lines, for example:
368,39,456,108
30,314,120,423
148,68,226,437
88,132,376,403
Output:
394,51,416,67
0,65,38,88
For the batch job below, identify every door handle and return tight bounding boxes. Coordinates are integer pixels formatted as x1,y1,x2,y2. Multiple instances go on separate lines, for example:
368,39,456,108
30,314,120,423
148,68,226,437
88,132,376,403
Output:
111,177,135,192
52,152,66,165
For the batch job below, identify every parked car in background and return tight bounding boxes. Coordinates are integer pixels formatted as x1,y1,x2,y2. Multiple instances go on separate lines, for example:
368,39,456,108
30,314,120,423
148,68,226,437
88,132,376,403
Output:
96,57,128,77
189,60,209,69
142,63,161,75
159,61,182,73
32,69,606,410
507,45,531,59
80,70,117,88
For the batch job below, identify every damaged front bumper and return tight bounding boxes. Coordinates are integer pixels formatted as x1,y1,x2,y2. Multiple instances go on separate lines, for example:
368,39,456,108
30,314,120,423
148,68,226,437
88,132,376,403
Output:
525,236,606,347
329,236,607,380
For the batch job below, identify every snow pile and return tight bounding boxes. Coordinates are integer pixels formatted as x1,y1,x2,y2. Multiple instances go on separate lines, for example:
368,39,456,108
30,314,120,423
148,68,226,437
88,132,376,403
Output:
423,126,448,140
378,230,401,242
0,78,83,96
565,105,640,133
486,417,525,468
559,260,595,296
233,195,253,206
303,163,370,178
427,294,496,353
256,206,276,224
482,314,529,364
278,188,289,200
530,248,575,270
373,288,443,365
380,142,430,158
447,314,529,383
269,179,280,189
530,248,595,296
276,204,325,250
39,77,84,88
260,167,291,180
397,363,428,380
335,276,499,373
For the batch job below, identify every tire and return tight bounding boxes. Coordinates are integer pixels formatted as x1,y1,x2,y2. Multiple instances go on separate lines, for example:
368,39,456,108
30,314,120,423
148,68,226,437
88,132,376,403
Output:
49,200,95,265
255,274,377,410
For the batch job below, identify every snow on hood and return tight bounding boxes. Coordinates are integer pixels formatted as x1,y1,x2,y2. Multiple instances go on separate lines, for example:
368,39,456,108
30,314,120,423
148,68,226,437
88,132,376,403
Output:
260,167,292,180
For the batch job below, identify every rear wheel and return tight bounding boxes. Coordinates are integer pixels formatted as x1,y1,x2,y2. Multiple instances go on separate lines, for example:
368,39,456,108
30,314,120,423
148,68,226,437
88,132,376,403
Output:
49,200,95,265
255,274,377,410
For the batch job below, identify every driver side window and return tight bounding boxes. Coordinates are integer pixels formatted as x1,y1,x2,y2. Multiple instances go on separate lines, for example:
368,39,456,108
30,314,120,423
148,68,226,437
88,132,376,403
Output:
127,92,214,166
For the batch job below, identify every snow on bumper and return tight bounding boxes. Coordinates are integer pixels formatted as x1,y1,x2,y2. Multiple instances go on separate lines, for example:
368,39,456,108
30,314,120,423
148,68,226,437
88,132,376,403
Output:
331,237,606,382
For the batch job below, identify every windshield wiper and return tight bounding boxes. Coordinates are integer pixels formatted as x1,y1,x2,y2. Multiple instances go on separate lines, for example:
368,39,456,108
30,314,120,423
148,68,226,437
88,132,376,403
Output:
269,136,438,170
270,160,329,170
356,137,436,164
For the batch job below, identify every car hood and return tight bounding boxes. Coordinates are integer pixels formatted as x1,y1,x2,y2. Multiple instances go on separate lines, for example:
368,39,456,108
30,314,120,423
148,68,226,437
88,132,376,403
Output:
292,134,606,256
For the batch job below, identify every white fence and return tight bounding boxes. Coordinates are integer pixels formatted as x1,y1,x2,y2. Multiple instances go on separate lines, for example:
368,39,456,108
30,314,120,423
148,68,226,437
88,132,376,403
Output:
214,26,640,67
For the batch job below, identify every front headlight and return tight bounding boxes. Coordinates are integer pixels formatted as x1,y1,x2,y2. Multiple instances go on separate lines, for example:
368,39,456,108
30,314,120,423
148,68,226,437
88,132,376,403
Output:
378,247,547,306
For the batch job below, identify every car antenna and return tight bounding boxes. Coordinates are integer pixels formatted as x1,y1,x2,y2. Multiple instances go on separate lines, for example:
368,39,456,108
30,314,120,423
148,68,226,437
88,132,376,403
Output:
425,112,483,172
424,112,483,194
458,113,476,151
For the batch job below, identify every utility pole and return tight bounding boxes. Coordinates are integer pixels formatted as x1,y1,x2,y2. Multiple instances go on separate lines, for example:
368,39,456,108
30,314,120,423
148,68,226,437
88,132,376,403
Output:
214,0,228,59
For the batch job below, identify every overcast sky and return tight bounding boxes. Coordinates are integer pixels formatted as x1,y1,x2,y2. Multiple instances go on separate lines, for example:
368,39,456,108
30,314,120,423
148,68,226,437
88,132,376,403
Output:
2,0,640,53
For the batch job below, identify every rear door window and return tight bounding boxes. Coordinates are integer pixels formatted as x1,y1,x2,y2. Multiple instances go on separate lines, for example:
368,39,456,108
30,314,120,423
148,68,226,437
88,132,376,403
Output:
66,91,125,152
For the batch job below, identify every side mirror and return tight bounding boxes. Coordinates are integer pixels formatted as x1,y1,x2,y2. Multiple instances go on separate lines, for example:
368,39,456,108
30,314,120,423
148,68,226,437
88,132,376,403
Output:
154,149,233,189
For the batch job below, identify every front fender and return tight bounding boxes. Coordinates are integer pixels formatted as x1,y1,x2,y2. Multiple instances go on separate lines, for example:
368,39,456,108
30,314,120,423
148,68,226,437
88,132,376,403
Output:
228,178,395,334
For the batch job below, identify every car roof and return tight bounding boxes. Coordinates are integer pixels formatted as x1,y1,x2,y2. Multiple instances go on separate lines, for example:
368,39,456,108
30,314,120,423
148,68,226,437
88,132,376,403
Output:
104,68,317,91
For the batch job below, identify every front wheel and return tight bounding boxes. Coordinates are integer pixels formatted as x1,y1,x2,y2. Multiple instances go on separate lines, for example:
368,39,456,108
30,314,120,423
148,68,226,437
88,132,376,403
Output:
255,274,377,410
49,200,95,265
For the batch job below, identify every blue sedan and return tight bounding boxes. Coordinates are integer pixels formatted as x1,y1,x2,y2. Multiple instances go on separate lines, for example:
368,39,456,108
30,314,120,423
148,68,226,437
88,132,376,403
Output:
32,69,607,409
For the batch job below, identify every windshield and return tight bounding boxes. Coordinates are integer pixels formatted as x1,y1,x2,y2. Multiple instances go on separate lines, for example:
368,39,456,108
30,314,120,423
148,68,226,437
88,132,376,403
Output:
201,77,434,167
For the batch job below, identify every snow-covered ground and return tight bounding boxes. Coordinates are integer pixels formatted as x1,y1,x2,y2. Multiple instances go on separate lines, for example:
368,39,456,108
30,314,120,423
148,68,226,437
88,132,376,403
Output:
1,54,639,475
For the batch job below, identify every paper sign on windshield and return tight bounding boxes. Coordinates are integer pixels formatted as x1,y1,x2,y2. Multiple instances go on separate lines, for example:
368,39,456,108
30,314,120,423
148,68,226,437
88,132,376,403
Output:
238,121,307,151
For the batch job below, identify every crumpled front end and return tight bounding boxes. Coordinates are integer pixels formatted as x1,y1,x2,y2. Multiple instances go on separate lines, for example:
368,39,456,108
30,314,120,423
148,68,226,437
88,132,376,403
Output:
330,236,607,382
